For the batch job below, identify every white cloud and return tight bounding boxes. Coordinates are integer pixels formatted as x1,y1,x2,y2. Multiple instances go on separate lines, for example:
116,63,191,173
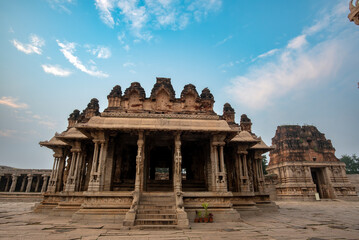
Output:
41,64,72,77
11,34,45,55
95,0,222,39
38,120,57,129
123,44,130,51
88,46,112,59
0,97,28,109
287,34,307,49
0,129,17,138
95,0,116,28
215,35,232,47
226,1,358,110
47,0,75,14
123,62,135,67
57,40,109,78
252,49,279,62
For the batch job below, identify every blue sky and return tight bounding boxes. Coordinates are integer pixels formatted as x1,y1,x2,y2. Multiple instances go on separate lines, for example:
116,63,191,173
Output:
0,0,358,169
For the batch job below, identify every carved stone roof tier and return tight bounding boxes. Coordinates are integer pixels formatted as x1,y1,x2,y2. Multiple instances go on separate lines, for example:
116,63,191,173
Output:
77,116,237,133
349,0,359,25
39,135,68,148
250,137,273,151
231,131,260,144
150,77,176,100
57,127,88,140
107,85,122,98
180,84,199,100
68,109,80,121
200,88,214,101
123,82,146,100
269,125,338,165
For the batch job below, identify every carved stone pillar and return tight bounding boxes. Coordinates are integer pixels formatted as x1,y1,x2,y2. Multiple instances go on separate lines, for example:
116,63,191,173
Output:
26,174,33,192
216,143,228,192
41,175,49,193
4,176,11,192
88,136,108,192
20,176,26,192
173,133,182,193
254,152,265,193
65,149,82,192
9,174,19,192
134,131,144,192
237,149,250,192
35,176,41,192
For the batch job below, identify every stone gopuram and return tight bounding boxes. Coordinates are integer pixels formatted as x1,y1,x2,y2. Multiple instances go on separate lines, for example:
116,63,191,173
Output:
36,78,276,229
267,125,357,201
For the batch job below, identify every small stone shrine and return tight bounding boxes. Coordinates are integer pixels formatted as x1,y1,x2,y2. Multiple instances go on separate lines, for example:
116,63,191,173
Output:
36,78,276,228
267,125,357,200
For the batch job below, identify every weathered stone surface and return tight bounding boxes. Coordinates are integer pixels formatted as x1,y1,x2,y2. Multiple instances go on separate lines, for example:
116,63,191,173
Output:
349,0,359,25
2,200,359,239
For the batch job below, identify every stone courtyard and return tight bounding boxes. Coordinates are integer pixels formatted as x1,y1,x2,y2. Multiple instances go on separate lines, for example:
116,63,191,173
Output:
1,199,358,240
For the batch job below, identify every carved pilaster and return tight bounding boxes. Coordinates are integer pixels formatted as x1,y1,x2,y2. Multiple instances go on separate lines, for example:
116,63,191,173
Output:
25,174,33,192
41,175,49,193
88,132,108,192
9,174,19,192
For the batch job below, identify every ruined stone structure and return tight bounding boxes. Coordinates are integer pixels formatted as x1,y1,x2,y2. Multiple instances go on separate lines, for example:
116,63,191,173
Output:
36,78,275,228
0,166,50,193
349,0,359,25
267,125,357,200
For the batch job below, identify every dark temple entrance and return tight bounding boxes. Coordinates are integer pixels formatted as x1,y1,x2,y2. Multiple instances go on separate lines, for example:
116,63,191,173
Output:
145,134,174,192
311,167,331,199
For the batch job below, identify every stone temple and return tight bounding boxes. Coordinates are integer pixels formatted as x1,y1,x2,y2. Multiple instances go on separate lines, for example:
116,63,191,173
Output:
36,78,276,228
267,125,357,201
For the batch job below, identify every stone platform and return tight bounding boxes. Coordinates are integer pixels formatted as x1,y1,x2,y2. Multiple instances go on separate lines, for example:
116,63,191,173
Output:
1,199,359,239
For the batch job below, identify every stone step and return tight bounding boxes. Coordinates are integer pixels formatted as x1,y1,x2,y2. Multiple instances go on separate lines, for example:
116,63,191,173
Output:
137,209,176,214
135,219,177,225
138,204,175,210
133,225,178,230
136,214,177,219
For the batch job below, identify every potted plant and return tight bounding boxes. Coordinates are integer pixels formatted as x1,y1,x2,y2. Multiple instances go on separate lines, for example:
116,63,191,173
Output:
194,210,201,223
202,202,209,223
208,213,213,223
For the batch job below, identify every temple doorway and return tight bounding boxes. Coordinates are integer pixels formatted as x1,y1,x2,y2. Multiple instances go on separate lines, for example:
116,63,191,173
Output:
111,133,137,191
181,136,209,191
145,135,174,192
311,168,330,199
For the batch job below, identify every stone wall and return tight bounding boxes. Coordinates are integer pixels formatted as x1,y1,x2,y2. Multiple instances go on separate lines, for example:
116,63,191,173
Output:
347,174,359,196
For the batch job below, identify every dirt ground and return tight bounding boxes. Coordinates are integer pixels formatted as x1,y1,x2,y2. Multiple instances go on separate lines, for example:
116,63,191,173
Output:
0,199,358,240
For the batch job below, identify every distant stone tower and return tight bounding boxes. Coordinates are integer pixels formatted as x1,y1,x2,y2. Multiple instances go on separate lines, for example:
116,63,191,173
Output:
267,125,357,200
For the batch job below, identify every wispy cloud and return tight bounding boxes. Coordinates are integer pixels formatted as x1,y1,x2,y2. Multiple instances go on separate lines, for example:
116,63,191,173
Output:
0,97,28,109
42,64,72,77
47,0,75,14
123,62,135,68
11,34,45,55
0,129,17,138
287,34,307,49
226,1,358,110
87,46,112,59
57,40,109,78
215,35,232,47
95,0,222,40
95,0,116,28
252,49,279,62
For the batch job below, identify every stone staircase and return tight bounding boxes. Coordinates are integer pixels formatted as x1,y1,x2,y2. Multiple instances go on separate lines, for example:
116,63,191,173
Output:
134,192,178,229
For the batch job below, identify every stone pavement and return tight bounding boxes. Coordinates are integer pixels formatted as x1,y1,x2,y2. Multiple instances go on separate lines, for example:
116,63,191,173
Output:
0,200,359,239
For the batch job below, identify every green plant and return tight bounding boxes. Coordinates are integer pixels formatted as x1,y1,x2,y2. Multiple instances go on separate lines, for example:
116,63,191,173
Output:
202,202,209,217
196,210,202,218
